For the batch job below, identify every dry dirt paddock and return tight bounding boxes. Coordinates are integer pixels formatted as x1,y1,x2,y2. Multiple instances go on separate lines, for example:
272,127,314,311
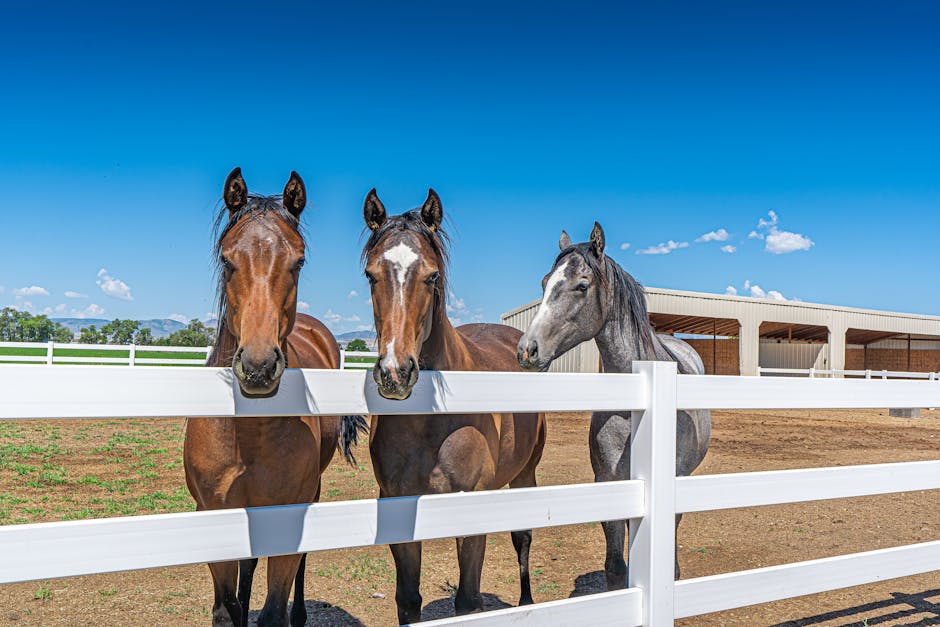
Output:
1,408,940,626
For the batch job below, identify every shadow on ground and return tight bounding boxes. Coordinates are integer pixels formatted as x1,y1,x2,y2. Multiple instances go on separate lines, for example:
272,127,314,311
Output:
570,570,607,597
421,593,513,621
771,588,940,626
247,600,364,626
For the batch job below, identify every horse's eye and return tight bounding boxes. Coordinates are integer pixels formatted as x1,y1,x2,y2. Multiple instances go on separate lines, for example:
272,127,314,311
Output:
365,272,377,286
576,282,589,293
425,271,440,285
293,258,306,272
220,256,233,270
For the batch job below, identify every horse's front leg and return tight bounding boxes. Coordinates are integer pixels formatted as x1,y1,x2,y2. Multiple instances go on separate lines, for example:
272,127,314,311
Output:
390,540,424,624
209,560,242,627
589,411,631,590
454,534,487,615
257,553,304,627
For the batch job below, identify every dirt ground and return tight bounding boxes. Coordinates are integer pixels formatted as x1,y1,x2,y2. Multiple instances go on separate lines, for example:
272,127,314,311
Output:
1,408,940,626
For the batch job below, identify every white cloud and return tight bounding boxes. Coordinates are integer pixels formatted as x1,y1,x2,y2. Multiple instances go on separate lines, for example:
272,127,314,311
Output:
13,285,49,297
720,245,736,254
750,211,814,254
765,230,814,254
696,229,730,243
297,301,311,312
347,290,359,299
619,242,631,251
64,291,88,299
70,303,105,319
322,309,360,325
758,210,778,229
167,313,188,324
96,269,133,301
40,304,68,316
446,291,485,325
636,240,689,255
725,279,792,301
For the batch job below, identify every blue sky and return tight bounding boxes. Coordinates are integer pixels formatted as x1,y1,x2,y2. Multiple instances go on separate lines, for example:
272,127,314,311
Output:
1,2,938,333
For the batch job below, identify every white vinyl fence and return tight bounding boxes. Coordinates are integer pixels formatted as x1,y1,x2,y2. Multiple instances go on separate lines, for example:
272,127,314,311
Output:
0,341,211,366
758,366,940,380
0,341,376,370
1,363,940,625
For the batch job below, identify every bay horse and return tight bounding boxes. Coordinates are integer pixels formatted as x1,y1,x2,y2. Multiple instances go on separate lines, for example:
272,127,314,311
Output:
184,168,365,627
517,222,711,587
361,189,547,623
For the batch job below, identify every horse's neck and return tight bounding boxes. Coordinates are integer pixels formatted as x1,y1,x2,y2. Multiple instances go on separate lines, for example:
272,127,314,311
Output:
594,300,661,375
419,294,472,371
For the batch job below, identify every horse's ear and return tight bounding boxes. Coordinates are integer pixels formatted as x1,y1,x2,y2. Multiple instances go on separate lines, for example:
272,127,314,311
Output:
589,222,606,257
282,171,306,218
421,189,443,231
223,167,248,214
559,230,571,250
363,189,386,231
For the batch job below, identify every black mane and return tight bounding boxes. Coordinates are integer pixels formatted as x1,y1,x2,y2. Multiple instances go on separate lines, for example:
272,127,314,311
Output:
554,243,659,357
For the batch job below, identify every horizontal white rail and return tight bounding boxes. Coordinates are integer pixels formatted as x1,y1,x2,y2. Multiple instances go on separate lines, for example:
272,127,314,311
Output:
677,374,940,409
759,366,940,380
675,539,940,618
0,365,647,419
0,341,210,353
676,459,940,513
419,588,642,627
0,480,643,584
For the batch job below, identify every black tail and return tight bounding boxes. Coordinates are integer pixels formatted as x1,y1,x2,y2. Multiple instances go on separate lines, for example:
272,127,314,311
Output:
340,415,369,466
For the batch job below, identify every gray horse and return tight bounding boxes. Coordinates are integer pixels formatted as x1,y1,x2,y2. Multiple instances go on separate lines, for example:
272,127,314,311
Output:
517,222,711,587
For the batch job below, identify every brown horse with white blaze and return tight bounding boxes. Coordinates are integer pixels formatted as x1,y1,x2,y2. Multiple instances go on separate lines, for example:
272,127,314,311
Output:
361,189,547,623
184,168,365,627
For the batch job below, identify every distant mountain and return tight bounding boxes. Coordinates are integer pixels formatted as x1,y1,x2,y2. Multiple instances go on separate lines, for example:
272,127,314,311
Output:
137,319,187,338
334,330,376,341
51,318,110,334
334,330,377,350
52,318,187,339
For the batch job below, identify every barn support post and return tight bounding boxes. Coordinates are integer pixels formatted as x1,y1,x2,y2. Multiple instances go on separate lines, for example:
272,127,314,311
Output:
629,361,677,626
828,324,847,377
738,320,760,376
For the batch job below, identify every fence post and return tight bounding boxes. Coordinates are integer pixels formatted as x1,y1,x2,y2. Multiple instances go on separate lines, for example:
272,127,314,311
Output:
808,367,815,379
629,360,678,626
339,348,346,370
866,369,872,380
128,344,136,367
46,341,54,365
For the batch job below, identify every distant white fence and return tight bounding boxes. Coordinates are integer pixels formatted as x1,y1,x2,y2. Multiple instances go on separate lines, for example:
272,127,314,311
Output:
0,341,211,366
0,342,376,370
1,363,940,625
339,349,378,369
759,366,940,380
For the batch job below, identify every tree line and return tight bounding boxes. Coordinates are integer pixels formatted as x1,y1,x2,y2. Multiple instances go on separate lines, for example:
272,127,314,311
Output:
0,308,215,347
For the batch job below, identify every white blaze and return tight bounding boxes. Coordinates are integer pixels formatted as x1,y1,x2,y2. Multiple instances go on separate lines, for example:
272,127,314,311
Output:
529,260,569,330
381,339,399,371
383,242,419,304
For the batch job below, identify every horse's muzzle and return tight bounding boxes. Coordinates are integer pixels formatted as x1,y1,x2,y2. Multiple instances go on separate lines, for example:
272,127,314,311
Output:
233,345,286,398
517,337,551,372
373,356,419,400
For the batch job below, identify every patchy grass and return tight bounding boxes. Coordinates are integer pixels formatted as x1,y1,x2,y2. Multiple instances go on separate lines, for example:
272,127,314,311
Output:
0,418,193,524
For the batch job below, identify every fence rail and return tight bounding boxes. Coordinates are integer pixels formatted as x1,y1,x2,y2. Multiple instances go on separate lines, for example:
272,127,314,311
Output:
0,341,377,369
1,363,940,625
759,365,940,380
